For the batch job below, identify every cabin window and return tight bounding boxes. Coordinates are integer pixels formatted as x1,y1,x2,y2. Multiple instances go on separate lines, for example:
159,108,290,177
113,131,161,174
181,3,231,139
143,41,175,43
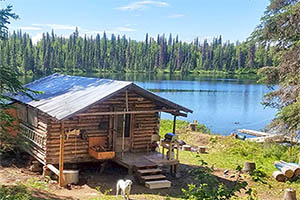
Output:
124,114,131,137
28,107,38,127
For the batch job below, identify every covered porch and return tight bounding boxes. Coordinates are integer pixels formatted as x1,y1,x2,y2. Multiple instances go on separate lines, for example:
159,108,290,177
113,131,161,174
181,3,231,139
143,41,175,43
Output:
114,150,179,174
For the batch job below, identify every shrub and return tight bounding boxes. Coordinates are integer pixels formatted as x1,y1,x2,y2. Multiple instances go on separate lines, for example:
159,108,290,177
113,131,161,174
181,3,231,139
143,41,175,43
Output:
195,124,211,134
0,185,32,200
182,158,248,200
159,119,189,137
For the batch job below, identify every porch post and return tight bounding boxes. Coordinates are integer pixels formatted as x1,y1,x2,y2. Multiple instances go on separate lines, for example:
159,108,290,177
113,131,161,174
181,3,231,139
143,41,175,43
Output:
59,121,65,187
122,110,126,158
172,115,176,134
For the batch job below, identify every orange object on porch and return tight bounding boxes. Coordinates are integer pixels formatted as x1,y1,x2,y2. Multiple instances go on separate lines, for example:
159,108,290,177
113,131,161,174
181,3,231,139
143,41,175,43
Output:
88,136,115,160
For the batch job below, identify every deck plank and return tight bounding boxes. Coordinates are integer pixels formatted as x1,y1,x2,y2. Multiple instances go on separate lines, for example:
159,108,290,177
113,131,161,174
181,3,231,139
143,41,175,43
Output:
137,168,162,174
141,174,166,180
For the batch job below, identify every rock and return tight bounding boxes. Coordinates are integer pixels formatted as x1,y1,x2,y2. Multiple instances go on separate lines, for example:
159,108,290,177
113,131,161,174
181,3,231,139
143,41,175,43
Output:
66,184,72,190
49,180,57,184
242,162,256,173
283,188,297,200
30,162,42,173
224,169,229,175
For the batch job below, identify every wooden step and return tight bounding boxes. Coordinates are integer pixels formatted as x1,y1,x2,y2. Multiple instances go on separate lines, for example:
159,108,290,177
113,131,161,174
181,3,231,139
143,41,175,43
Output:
137,168,162,174
145,180,171,189
135,164,158,169
141,174,166,181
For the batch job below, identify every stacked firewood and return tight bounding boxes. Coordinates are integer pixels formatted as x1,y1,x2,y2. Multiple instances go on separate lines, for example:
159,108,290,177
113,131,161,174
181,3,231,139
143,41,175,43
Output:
90,145,106,152
273,161,300,182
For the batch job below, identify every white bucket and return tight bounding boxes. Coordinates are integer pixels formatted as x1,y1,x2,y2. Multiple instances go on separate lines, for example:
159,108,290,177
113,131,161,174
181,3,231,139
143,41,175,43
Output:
63,170,79,185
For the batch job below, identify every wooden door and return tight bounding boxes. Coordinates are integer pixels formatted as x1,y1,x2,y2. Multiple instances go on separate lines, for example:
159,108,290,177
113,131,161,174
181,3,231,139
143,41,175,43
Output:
114,114,132,153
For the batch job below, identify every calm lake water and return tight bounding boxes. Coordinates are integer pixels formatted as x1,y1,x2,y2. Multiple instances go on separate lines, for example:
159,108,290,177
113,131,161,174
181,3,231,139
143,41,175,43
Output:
23,73,277,135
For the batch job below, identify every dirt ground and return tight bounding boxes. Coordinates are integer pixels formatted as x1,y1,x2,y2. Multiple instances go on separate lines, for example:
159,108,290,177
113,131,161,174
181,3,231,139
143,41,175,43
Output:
0,152,197,199
0,133,248,200
0,151,242,200
0,133,279,200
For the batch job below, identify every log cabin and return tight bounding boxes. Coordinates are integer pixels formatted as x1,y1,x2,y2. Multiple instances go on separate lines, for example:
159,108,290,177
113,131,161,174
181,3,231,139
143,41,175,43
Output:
10,73,192,187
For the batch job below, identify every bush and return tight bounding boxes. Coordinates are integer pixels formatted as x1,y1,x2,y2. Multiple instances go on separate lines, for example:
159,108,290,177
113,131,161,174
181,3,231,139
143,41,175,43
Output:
159,119,211,136
195,124,211,134
159,119,189,137
0,185,32,200
182,158,248,200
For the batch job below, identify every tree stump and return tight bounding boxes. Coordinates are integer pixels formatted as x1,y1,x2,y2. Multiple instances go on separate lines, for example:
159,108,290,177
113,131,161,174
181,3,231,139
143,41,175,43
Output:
182,145,191,151
30,161,42,173
197,146,206,153
273,171,286,182
242,162,256,173
283,188,297,200
189,123,196,131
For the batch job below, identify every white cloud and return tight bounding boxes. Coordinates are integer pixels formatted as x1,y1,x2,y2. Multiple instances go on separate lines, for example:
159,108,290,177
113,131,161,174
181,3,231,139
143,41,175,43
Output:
31,32,43,44
32,23,78,31
116,1,169,11
168,14,184,19
19,26,42,31
116,26,136,32
47,24,78,30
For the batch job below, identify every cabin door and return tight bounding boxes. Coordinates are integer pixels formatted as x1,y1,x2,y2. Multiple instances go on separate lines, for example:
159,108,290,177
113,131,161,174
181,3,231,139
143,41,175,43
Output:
114,114,132,153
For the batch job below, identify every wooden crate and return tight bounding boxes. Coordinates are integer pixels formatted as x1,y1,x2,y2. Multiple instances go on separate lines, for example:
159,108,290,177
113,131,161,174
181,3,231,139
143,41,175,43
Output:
89,148,115,160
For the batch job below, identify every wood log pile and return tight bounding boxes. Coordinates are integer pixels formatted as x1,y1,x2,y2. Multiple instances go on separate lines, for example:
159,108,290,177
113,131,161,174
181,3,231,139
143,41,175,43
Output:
273,161,300,182
90,145,106,152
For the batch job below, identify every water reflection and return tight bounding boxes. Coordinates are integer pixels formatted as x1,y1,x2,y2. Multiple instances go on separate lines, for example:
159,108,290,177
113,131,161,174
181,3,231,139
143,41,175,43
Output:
22,72,276,135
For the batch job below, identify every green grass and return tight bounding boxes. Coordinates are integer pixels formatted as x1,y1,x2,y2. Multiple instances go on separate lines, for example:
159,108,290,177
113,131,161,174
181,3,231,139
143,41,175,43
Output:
159,120,298,176
181,135,299,175
175,135,300,199
159,119,190,137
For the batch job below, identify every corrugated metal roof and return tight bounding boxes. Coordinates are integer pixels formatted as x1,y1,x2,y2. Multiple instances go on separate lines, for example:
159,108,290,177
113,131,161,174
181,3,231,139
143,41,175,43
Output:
13,73,132,120
12,73,192,120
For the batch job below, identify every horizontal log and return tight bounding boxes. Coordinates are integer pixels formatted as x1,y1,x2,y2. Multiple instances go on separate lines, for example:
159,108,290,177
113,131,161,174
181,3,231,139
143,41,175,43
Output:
135,119,158,123
134,141,151,146
133,137,152,142
274,161,294,178
273,171,286,182
47,146,88,153
133,133,154,138
132,143,148,148
47,141,88,148
47,149,88,156
238,129,270,137
48,133,108,140
47,138,86,144
46,156,95,164
77,109,175,117
134,127,157,131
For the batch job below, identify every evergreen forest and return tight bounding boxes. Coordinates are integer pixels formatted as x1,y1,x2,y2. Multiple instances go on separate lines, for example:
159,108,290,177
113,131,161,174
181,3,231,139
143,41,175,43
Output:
0,28,276,76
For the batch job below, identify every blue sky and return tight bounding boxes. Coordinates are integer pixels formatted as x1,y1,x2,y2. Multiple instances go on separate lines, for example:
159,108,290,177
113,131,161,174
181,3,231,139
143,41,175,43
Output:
5,0,269,43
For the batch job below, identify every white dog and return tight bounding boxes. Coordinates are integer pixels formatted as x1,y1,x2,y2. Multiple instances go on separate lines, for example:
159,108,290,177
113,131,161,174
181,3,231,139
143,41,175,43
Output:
116,179,133,200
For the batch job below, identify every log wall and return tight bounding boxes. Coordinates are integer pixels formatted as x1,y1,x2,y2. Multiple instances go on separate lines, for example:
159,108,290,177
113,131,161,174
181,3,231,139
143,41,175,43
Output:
15,103,49,164
46,89,161,164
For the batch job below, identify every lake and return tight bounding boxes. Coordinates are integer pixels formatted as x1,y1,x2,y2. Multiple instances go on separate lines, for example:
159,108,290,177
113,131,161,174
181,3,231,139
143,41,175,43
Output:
23,73,277,135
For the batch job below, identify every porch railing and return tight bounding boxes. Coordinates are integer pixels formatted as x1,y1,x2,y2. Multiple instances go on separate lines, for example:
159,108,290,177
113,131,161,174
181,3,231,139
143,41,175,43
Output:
19,123,46,149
